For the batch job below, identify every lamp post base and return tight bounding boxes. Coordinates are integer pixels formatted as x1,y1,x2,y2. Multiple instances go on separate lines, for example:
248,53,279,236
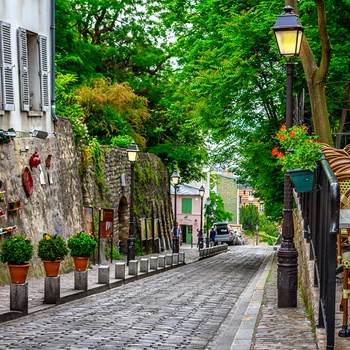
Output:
198,236,204,250
127,236,135,265
277,247,298,307
172,236,179,254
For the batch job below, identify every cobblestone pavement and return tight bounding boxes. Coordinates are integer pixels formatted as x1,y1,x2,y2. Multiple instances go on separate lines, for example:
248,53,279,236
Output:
0,246,271,350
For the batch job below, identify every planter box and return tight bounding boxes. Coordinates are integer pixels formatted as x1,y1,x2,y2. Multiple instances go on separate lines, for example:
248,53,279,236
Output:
287,168,315,192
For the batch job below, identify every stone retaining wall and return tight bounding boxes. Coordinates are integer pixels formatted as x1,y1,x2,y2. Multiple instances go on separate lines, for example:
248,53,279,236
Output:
0,117,172,282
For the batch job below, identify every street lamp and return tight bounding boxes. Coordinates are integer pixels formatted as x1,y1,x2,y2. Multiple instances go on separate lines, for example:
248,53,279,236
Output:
127,142,139,265
205,197,211,248
172,171,180,253
272,6,304,308
198,186,205,249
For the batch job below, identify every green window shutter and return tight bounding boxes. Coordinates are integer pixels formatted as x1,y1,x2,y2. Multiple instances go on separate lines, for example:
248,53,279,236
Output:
182,198,192,214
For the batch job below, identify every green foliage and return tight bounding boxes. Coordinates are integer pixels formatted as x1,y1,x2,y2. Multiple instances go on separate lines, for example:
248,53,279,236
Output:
67,231,98,257
37,233,69,261
0,235,34,264
272,125,322,172
207,191,233,225
240,204,259,232
55,0,350,191
104,241,124,260
111,135,133,149
258,214,279,239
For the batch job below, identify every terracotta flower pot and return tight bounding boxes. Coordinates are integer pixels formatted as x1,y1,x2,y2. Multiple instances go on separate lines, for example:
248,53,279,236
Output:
42,260,61,277
8,263,30,284
73,257,89,271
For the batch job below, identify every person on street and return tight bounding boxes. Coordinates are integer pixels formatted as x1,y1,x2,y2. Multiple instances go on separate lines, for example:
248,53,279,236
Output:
172,222,182,245
210,226,216,245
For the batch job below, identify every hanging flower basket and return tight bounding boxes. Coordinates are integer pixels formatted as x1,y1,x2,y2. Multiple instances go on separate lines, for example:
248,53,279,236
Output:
287,168,315,192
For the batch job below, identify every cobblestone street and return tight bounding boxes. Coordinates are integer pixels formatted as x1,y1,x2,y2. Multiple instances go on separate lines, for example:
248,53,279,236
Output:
0,246,271,349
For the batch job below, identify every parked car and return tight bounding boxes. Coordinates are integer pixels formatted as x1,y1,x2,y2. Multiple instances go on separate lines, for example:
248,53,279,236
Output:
214,222,236,246
236,235,246,245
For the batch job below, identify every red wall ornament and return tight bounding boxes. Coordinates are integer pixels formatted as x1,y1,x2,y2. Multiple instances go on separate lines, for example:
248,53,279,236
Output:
29,152,41,168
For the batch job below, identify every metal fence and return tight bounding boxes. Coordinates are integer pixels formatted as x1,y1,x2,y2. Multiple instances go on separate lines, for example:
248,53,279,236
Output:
299,157,339,350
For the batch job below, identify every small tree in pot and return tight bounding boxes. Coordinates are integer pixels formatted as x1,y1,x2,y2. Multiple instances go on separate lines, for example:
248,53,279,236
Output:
0,235,34,283
67,231,97,271
37,233,69,277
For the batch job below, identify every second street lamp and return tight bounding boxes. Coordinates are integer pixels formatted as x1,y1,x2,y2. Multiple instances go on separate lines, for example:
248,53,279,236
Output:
198,186,205,249
272,6,304,308
127,142,139,265
171,171,180,253
205,196,211,248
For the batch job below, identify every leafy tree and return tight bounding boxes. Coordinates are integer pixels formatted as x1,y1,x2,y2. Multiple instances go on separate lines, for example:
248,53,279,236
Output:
240,204,259,232
205,192,233,228
258,214,279,239
55,0,209,181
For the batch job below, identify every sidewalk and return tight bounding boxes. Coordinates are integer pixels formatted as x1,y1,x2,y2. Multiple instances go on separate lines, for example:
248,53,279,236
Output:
251,251,317,350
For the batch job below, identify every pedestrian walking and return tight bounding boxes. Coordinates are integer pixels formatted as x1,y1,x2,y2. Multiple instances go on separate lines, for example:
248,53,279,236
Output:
171,222,182,245
210,226,216,245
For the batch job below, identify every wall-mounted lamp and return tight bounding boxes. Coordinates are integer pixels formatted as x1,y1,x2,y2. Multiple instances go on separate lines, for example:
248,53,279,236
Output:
32,130,48,139
20,146,29,155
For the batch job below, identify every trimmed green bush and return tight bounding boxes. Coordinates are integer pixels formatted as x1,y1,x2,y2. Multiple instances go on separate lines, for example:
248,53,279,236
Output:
0,235,34,264
67,231,97,257
37,233,69,261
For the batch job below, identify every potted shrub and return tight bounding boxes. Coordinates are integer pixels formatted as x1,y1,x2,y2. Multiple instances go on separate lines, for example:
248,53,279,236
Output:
272,124,323,192
37,233,69,277
0,235,34,284
67,231,97,271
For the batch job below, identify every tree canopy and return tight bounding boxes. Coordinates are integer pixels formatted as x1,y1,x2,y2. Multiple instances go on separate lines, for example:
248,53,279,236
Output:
55,0,350,219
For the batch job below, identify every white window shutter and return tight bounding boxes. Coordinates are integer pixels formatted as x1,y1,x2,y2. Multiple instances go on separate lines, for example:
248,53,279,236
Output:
0,21,15,111
18,27,30,111
38,35,49,112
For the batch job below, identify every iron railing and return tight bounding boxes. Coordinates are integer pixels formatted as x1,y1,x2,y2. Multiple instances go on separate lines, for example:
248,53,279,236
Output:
299,157,339,350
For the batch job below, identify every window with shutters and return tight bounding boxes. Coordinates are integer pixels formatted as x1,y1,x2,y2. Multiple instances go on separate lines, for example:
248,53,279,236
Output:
18,28,49,113
182,198,192,214
0,21,15,111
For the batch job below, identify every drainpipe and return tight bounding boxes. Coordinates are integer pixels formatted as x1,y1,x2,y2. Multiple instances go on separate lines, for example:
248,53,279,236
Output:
50,0,58,123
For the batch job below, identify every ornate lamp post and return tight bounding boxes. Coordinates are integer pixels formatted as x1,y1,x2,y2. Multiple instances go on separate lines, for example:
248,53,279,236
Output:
205,196,211,248
272,6,304,307
171,171,180,253
127,142,139,265
198,186,205,249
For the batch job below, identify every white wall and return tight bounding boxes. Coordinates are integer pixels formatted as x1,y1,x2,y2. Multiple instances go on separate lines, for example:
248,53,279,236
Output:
0,0,54,134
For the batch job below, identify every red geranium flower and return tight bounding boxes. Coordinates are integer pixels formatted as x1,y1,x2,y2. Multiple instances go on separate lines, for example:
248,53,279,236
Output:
272,147,279,157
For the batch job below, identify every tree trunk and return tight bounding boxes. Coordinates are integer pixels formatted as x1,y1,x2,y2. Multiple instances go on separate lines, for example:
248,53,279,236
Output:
285,0,333,146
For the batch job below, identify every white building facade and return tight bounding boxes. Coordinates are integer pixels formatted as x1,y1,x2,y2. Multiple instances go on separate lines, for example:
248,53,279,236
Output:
0,0,55,135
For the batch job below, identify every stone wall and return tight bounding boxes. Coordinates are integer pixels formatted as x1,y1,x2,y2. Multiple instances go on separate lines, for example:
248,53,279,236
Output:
0,117,173,283
81,143,173,254
293,198,319,330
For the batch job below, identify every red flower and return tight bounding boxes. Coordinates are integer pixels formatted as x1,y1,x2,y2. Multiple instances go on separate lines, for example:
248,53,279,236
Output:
289,131,296,138
272,147,279,157
277,152,284,159
280,124,286,131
